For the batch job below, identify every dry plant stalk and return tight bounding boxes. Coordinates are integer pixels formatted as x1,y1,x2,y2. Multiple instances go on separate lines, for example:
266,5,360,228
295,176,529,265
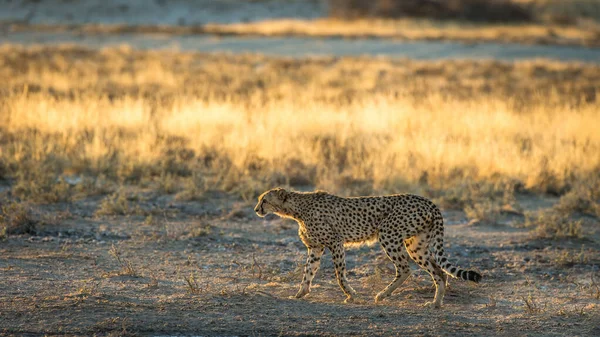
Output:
108,244,138,276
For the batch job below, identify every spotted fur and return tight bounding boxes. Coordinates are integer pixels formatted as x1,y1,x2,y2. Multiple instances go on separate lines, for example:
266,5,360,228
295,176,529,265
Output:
254,188,482,308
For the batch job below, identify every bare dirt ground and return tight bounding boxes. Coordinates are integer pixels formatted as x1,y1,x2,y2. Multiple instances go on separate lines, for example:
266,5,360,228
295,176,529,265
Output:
1,191,599,336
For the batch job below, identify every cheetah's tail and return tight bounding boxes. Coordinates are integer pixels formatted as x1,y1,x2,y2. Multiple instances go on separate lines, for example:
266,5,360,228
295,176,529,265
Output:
431,212,482,283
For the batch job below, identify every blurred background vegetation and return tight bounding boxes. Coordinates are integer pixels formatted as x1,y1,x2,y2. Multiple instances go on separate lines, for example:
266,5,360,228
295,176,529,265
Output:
328,0,600,24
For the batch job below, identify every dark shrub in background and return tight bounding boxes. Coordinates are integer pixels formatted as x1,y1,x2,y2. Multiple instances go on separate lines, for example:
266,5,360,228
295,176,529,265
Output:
328,0,533,22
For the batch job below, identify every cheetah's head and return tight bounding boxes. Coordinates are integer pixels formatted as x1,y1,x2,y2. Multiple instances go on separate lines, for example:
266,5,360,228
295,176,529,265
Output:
254,188,289,217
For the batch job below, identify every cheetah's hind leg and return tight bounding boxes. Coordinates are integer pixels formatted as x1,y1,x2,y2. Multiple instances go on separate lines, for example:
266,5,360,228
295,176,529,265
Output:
406,233,446,308
374,237,411,303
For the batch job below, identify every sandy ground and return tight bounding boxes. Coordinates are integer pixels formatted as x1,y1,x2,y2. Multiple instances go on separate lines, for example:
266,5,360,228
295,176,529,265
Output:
1,191,599,336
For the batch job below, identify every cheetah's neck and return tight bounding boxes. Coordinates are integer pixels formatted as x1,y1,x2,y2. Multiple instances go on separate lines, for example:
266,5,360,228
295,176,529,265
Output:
274,192,310,222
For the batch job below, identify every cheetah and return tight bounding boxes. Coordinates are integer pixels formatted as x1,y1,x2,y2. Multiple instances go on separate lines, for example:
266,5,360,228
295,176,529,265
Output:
254,188,482,308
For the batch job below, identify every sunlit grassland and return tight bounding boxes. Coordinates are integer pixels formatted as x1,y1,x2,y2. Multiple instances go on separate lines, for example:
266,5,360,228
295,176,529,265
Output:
0,45,599,205
198,18,600,46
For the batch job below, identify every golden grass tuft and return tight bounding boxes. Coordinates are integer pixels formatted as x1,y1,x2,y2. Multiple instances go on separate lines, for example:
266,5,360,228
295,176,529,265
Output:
0,45,599,203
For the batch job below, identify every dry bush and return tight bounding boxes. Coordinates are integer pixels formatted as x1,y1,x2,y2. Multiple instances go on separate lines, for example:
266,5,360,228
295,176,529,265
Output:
432,179,520,224
525,210,583,239
464,200,502,224
95,191,132,216
554,177,600,218
519,0,600,24
328,0,600,23
72,175,115,200
0,46,599,203
12,167,72,204
460,180,521,224
0,201,37,235
329,0,533,22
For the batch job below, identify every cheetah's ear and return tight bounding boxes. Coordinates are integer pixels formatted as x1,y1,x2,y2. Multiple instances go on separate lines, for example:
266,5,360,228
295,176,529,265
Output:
276,188,288,202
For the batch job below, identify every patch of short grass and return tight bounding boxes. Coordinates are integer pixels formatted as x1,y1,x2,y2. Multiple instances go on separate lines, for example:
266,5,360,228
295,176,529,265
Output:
554,246,591,267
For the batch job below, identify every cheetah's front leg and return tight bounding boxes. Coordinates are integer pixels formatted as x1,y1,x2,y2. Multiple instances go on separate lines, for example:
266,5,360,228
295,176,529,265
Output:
330,242,357,303
292,246,324,299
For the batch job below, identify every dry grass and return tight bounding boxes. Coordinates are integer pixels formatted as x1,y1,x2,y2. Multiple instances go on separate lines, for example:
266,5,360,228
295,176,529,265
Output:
108,243,138,277
15,18,598,47
197,18,600,46
0,45,599,206
0,200,36,235
525,210,584,239
553,177,600,217
95,191,132,216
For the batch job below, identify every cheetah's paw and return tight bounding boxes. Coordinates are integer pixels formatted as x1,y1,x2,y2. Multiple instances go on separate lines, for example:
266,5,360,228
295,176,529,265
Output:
423,301,442,309
374,292,387,303
344,295,365,304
